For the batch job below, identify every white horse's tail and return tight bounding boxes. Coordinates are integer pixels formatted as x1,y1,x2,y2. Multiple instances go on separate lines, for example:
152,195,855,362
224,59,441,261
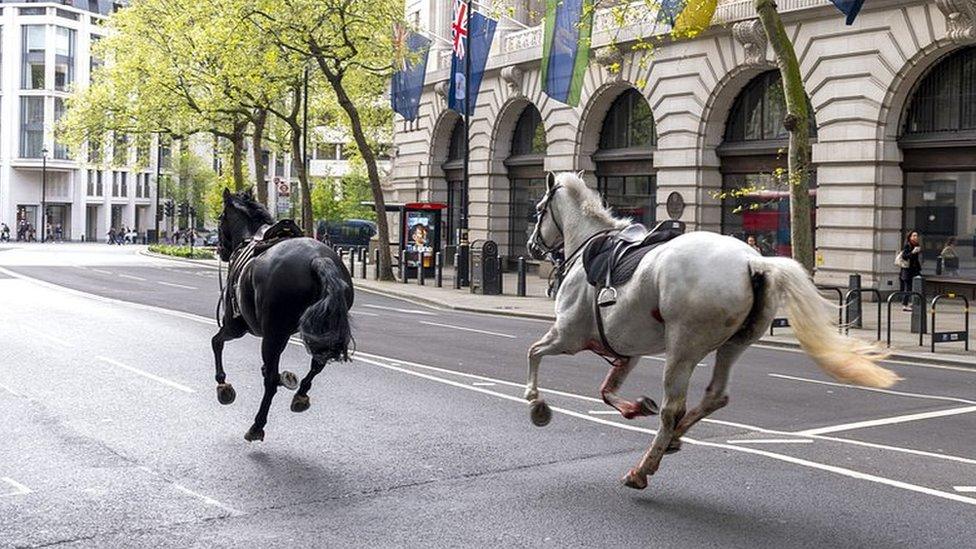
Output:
751,256,900,388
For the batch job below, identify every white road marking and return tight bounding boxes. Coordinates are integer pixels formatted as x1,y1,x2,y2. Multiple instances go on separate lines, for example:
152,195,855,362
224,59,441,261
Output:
96,356,195,393
172,483,243,516
726,439,814,445
0,477,32,497
352,311,380,317
157,281,198,290
768,373,976,405
644,356,708,367
363,303,437,316
118,274,146,281
588,410,620,415
355,355,976,508
90,269,113,275
795,406,976,436
419,320,516,339
471,382,496,387
0,382,27,399
954,486,976,493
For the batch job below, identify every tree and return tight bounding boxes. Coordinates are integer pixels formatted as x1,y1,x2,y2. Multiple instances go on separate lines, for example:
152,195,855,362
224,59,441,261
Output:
311,168,378,224
248,0,401,281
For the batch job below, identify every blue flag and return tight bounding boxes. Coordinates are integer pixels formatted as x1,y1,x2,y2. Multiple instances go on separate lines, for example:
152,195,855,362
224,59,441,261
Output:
829,0,864,24
391,28,431,121
448,11,496,116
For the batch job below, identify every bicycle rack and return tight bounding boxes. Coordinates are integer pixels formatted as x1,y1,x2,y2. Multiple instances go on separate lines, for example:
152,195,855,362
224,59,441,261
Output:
930,294,970,353
885,291,925,348
844,288,882,341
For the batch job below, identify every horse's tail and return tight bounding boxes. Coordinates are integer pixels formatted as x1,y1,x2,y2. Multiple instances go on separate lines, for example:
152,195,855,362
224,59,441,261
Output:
750,256,899,388
299,256,352,364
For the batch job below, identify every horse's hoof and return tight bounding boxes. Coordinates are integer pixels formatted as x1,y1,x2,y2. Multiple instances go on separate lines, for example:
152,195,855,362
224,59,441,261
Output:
279,371,299,390
523,388,538,402
291,394,310,413
529,399,552,427
216,383,236,405
665,438,683,454
621,468,648,490
244,427,265,442
637,396,659,416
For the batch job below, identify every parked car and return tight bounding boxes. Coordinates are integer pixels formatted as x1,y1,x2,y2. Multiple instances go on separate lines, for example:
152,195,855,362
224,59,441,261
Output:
204,233,220,246
316,219,376,248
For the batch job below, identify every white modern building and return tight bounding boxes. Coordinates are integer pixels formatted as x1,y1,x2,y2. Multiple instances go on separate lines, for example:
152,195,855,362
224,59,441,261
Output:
0,0,158,243
392,0,976,289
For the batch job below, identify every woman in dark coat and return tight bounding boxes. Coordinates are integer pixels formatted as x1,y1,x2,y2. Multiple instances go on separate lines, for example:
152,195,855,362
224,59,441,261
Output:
900,230,922,310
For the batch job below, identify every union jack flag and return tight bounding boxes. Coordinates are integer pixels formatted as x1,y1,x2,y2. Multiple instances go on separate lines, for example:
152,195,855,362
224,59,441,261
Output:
451,0,468,60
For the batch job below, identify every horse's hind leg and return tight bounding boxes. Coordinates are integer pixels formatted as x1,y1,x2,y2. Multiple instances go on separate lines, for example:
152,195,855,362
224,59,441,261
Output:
600,357,658,419
290,358,325,413
623,348,701,489
666,342,744,454
525,326,566,427
244,334,288,442
212,318,247,405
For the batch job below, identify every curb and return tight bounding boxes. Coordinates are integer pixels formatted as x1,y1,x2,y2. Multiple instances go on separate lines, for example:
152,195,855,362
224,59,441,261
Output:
140,248,219,269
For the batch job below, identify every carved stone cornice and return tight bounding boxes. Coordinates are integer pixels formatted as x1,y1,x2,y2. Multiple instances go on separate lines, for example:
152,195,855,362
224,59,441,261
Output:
500,66,524,96
433,80,449,102
936,0,976,43
732,19,768,66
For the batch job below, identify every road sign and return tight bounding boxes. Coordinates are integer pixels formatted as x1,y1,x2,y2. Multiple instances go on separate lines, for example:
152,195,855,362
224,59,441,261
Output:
275,177,290,197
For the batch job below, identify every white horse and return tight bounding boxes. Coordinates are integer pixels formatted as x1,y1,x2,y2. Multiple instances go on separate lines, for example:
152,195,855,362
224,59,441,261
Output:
524,172,898,490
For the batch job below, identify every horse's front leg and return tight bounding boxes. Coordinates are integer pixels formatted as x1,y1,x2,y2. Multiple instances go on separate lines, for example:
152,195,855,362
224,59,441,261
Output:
244,334,289,442
600,357,658,419
525,326,566,427
290,358,325,413
212,317,247,405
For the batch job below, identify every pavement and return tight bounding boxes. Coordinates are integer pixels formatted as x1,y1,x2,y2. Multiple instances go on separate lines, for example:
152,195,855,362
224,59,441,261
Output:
2,242,976,547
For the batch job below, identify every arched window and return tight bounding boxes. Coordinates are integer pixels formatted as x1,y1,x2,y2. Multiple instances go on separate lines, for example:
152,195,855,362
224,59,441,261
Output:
719,71,816,257
900,47,976,280
506,105,547,260
442,119,465,247
594,89,656,227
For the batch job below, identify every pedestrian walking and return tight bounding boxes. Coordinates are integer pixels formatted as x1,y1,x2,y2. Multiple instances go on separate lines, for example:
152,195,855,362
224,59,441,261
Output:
940,236,959,276
746,234,763,255
896,230,923,310
1,222,9,243
107,227,116,245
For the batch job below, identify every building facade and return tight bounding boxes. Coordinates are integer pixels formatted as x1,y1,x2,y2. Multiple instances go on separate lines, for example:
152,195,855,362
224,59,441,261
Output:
0,1,155,243
391,0,976,287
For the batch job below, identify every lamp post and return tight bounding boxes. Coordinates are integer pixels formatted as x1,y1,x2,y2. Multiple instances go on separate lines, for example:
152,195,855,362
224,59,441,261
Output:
41,147,48,242
154,135,162,243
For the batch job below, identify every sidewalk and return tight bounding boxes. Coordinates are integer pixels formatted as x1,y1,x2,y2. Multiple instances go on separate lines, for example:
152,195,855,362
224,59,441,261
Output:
143,248,975,367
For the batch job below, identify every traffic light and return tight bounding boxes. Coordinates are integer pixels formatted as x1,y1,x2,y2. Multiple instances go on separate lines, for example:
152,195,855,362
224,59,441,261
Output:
178,202,188,217
164,201,174,217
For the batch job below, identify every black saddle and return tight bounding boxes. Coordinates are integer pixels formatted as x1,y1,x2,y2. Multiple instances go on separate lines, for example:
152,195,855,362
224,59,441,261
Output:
252,219,304,254
583,220,685,289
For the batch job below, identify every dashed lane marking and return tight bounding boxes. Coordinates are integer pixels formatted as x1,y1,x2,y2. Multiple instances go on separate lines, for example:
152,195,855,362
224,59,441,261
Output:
588,410,619,415
795,406,976,436
90,269,113,275
0,477,32,497
419,320,516,339
96,356,195,393
471,382,496,386
157,281,198,290
769,373,976,405
363,303,437,316
353,311,380,317
726,439,814,445
954,487,976,493
172,483,243,516
118,274,146,281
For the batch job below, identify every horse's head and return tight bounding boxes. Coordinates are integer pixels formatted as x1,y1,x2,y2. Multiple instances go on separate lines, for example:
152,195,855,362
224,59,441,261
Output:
527,172,568,260
218,187,274,261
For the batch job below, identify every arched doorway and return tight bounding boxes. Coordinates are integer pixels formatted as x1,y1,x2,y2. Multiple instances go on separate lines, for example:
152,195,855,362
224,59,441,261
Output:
441,118,465,251
900,46,976,279
506,104,547,260
718,70,817,257
594,89,656,226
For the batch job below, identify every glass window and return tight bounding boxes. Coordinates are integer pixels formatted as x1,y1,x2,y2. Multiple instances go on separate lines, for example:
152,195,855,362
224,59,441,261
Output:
96,170,103,195
903,172,976,279
599,89,656,150
57,9,80,21
22,25,46,89
274,154,284,176
725,71,817,142
598,175,656,227
510,106,546,156
904,47,976,136
20,96,44,158
509,177,547,259
19,7,46,16
447,120,465,161
446,180,463,246
120,171,128,197
112,171,120,197
87,170,95,196
54,98,69,159
87,132,103,164
720,172,818,257
113,132,128,165
55,27,76,91
90,35,103,79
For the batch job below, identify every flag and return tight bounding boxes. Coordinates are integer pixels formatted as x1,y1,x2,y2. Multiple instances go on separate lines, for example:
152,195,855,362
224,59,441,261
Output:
448,3,496,116
541,0,593,107
828,0,864,25
391,24,431,121
659,0,718,37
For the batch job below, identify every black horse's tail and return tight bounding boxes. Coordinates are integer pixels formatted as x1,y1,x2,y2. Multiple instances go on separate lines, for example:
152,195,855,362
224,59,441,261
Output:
300,256,352,364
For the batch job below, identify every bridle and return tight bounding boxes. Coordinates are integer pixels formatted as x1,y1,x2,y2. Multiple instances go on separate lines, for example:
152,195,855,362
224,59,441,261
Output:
531,184,564,257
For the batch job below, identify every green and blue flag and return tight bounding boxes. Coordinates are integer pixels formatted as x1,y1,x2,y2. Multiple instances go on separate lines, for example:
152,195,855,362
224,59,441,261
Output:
541,0,593,107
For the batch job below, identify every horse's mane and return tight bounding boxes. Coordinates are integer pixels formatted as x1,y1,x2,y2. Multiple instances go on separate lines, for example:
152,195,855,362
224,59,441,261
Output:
230,191,275,226
555,172,631,229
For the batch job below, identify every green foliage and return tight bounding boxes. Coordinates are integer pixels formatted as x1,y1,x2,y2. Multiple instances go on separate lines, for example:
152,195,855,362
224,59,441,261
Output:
149,244,215,259
163,149,218,224
310,169,377,224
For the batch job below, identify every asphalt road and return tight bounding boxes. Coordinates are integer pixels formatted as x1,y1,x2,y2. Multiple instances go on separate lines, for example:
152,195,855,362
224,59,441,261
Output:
1,243,975,548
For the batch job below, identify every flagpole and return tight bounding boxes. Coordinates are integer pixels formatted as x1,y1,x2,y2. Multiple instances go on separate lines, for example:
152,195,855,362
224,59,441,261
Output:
458,0,472,287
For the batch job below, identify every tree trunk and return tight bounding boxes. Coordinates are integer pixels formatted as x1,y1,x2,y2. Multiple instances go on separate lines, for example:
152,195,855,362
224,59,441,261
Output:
318,64,396,281
231,120,246,192
290,122,313,232
251,108,269,205
755,0,814,273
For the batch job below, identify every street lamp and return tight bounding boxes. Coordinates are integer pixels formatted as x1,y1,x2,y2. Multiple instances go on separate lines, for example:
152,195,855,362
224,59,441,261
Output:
41,147,48,243
154,134,163,244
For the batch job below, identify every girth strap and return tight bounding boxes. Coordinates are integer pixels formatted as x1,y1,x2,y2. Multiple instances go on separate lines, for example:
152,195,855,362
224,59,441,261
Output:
593,287,628,362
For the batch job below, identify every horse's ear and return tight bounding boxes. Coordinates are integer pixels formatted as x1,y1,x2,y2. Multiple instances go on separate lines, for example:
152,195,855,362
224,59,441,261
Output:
244,187,254,199
222,187,232,202
576,170,585,180
546,172,556,191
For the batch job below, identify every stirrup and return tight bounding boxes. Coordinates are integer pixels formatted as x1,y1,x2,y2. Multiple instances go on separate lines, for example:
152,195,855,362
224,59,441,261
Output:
597,286,618,307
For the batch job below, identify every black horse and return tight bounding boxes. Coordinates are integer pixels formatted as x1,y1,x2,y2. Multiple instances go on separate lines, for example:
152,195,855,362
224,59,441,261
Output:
214,188,353,441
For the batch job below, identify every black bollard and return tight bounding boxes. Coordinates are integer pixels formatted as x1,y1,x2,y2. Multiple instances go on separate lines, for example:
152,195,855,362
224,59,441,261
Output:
911,275,926,334
848,274,862,329
374,249,380,280
401,250,408,283
418,253,426,286
435,252,443,288
348,246,356,276
453,252,461,289
359,248,367,279
517,256,526,297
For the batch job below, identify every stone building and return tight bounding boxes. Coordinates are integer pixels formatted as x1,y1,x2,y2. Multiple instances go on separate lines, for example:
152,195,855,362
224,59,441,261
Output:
390,0,976,287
